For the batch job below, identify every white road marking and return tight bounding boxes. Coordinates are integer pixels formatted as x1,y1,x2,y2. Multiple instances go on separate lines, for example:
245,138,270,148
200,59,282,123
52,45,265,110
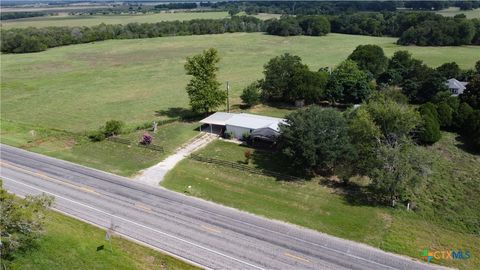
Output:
1,176,267,270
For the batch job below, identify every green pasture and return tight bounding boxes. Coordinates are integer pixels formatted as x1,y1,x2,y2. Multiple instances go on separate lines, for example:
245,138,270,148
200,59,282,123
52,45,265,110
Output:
437,7,480,19
0,11,230,29
2,33,479,133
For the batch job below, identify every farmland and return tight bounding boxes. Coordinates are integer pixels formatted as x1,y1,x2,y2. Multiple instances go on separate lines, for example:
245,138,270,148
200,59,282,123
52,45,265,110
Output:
437,7,480,19
2,33,479,133
0,11,230,29
163,133,480,270
0,11,281,29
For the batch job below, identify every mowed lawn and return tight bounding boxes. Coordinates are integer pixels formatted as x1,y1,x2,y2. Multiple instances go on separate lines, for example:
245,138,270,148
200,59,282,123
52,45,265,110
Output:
0,119,199,176
0,11,229,29
2,33,479,133
7,210,199,270
163,134,480,270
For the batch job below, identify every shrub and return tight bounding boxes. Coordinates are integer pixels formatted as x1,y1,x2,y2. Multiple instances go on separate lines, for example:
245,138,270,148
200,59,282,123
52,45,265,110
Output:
88,130,106,142
242,132,251,141
244,149,253,164
141,133,153,145
436,102,454,128
223,131,233,139
240,82,261,107
418,113,441,145
105,120,124,136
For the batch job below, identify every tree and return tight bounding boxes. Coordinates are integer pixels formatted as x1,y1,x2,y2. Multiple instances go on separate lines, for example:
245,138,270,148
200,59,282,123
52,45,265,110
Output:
454,102,474,130
419,102,439,120
363,92,421,145
1,181,53,261
261,53,309,102
326,60,372,104
279,106,352,174
104,120,124,136
436,102,454,128
436,62,461,79
348,44,388,78
369,140,430,206
348,107,382,175
298,16,330,36
460,74,480,109
240,81,261,107
291,69,328,103
418,113,441,145
184,48,226,113
463,110,480,150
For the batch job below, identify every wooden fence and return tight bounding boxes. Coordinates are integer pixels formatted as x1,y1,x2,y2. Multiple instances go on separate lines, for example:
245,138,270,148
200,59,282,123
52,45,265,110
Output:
189,154,299,181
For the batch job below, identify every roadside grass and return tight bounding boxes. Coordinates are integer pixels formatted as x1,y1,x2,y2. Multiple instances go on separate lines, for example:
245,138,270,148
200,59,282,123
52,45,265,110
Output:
7,210,199,270
0,119,198,176
0,11,230,29
436,7,480,19
162,134,480,270
2,33,479,133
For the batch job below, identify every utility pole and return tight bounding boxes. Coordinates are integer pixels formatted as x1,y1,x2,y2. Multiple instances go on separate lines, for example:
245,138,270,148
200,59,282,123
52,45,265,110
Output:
226,81,230,113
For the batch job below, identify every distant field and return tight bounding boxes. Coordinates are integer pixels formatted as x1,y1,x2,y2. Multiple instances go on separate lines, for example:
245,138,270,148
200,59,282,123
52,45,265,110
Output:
2,33,479,133
1,11,230,29
437,7,480,18
8,210,199,270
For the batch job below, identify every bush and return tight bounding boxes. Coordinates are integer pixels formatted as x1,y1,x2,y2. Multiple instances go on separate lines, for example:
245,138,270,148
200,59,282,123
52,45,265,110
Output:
242,132,251,141
141,133,153,145
88,130,106,142
223,131,233,139
241,82,261,107
436,102,454,128
105,120,124,136
418,113,441,144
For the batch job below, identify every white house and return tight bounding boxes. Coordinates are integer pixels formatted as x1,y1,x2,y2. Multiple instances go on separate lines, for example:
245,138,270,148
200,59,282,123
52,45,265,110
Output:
199,112,285,139
446,78,468,96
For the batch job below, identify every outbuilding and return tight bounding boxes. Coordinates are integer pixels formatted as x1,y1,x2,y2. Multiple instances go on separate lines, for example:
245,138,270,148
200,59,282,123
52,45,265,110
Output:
199,112,285,140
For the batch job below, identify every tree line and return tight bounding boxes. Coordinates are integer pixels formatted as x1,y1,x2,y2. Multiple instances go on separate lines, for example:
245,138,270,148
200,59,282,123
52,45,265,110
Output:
267,12,480,46
0,16,265,53
203,1,480,15
239,46,480,149
0,11,48,20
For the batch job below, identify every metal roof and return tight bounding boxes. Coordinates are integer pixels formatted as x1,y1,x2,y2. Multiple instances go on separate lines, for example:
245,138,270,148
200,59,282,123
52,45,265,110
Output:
446,78,468,91
200,112,286,132
199,112,235,126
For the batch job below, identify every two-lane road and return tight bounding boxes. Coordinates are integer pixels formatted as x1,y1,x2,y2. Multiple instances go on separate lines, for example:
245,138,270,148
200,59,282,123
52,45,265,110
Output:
0,144,450,270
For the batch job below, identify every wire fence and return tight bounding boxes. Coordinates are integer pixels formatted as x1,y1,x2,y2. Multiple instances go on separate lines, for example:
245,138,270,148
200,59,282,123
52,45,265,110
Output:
189,154,300,181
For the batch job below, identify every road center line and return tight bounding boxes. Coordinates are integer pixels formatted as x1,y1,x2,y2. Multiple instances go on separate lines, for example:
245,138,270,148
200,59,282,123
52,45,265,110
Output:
284,252,310,263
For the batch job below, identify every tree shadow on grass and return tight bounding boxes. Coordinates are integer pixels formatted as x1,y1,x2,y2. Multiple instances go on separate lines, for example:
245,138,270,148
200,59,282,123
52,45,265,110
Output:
155,107,203,122
237,145,313,181
454,135,480,155
319,178,379,207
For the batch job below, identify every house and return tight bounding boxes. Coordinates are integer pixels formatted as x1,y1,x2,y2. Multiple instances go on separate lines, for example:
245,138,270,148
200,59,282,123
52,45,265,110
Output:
199,112,286,140
446,78,468,96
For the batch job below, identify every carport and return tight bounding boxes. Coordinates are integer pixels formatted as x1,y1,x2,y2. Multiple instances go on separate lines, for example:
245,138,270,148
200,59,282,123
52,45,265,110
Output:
199,112,234,135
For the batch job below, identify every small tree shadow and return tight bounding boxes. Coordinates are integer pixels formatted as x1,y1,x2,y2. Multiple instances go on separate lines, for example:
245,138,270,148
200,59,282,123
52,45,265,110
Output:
319,178,378,207
454,135,480,155
155,107,203,122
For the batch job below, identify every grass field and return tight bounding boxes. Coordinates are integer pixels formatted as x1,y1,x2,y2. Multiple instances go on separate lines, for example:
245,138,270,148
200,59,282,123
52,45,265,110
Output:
2,33,479,134
7,210,199,270
437,7,480,18
0,119,199,176
0,11,230,29
162,133,480,270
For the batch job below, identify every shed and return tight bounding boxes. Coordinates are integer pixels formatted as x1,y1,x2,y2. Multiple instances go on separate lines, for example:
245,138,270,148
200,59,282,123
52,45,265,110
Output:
446,78,468,96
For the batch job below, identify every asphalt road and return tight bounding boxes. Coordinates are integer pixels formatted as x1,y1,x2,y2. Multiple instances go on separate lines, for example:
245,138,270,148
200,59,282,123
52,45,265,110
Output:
0,144,451,270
